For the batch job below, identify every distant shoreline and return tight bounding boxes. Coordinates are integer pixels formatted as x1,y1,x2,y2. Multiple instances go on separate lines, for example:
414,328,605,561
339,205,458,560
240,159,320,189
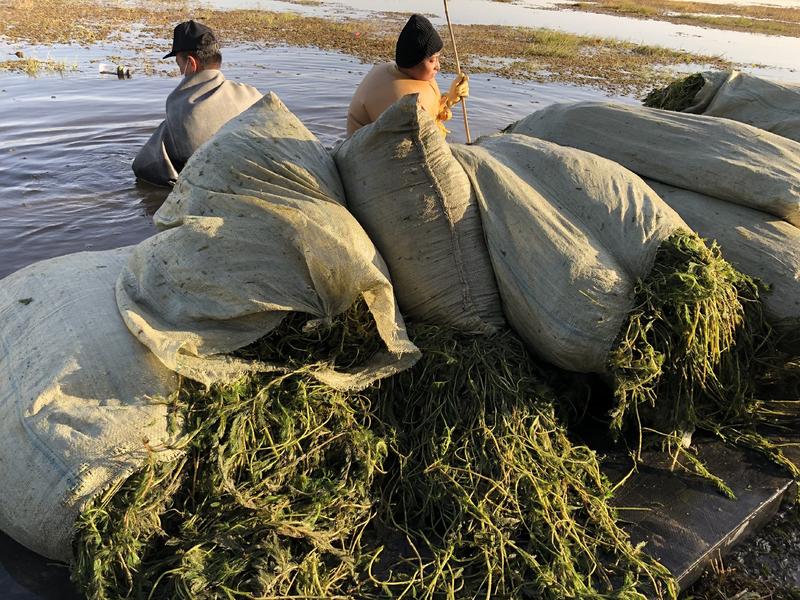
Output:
0,0,735,96
562,0,800,38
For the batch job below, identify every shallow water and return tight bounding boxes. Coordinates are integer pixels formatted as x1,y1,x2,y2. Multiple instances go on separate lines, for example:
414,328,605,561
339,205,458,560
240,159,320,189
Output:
203,0,800,81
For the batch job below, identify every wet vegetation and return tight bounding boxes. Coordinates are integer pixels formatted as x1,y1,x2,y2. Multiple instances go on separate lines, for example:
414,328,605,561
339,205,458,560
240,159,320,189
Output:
0,55,78,76
568,0,800,38
73,306,679,599
643,73,706,111
0,0,731,94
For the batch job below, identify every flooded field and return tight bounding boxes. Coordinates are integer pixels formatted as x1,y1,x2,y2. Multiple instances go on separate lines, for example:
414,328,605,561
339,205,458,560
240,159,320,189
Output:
200,0,800,80
1,0,799,597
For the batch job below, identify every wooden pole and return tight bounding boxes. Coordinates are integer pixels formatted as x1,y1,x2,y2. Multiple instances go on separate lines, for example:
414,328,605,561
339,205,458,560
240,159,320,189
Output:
443,0,472,144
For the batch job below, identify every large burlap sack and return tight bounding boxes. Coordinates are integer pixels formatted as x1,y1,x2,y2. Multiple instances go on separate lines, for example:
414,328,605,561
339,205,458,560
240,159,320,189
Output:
683,71,800,143
451,133,685,371
647,180,800,322
0,248,180,562
333,95,504,333
509,101,800,227
118,92,419,390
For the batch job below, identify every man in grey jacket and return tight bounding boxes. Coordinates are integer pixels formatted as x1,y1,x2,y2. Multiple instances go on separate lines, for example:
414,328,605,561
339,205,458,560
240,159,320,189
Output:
132,21,263,186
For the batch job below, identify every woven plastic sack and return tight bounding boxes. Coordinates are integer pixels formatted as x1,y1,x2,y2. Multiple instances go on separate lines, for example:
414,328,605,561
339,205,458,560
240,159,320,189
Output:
118,92,419,390
509,101,800,227
0,248,180,561
684,71,800,143
451,133,685,371
333,95,504,333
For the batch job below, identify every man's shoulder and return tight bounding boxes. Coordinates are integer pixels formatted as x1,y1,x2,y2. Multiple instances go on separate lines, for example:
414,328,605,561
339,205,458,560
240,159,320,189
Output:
167,69,261,110
222,77,261,95
211,70,263,101
218,71,256,90
364,62,400,83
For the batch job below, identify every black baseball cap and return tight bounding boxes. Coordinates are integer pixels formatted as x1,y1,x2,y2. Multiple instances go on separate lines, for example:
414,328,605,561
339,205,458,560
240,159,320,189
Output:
163,20,216,59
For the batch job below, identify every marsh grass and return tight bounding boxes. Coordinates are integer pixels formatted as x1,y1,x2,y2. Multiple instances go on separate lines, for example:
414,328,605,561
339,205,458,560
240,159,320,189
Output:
569,0,800,37
521,29,582,60
73,371,386,599
0,0,732,95
0,56,78,76
643,73,705,111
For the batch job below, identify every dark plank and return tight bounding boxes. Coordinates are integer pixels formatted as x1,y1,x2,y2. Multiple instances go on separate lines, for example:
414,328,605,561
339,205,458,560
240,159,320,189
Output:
610,436,796,591
0,532,76,600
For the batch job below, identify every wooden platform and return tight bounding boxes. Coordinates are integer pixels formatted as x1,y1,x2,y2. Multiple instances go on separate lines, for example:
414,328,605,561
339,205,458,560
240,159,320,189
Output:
1,437,796,599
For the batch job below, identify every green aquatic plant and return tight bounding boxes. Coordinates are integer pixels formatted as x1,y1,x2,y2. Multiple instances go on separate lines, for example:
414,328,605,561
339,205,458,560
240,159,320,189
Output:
73,371,386,599
608,231,799,496
369,324,677,599
72,304,678,599
642,73,705,111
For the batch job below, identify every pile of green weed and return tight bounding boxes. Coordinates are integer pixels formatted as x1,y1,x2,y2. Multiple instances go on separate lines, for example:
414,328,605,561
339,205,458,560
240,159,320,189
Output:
72,304,677,599
74,371,385,599
370,325,676,599
608,231,799,495
643,73,705,111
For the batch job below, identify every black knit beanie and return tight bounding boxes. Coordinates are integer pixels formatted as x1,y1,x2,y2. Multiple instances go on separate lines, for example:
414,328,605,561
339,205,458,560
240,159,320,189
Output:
395,14,444,68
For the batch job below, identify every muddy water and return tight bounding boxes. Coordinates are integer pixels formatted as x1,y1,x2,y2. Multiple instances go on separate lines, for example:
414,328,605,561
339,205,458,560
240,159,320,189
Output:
0,43,622,598
0,44,620,280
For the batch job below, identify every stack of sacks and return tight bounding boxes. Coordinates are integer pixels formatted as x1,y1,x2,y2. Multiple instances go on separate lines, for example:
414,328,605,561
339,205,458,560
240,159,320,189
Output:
508,102,800,227
333,95,504,334
118,92,420,391
648,70,800,143
508,101,800,321
333,96,764,440
0,248,180,562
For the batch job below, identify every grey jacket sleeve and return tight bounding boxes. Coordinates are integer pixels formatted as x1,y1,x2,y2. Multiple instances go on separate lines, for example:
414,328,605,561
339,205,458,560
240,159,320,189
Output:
132,120,180,187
